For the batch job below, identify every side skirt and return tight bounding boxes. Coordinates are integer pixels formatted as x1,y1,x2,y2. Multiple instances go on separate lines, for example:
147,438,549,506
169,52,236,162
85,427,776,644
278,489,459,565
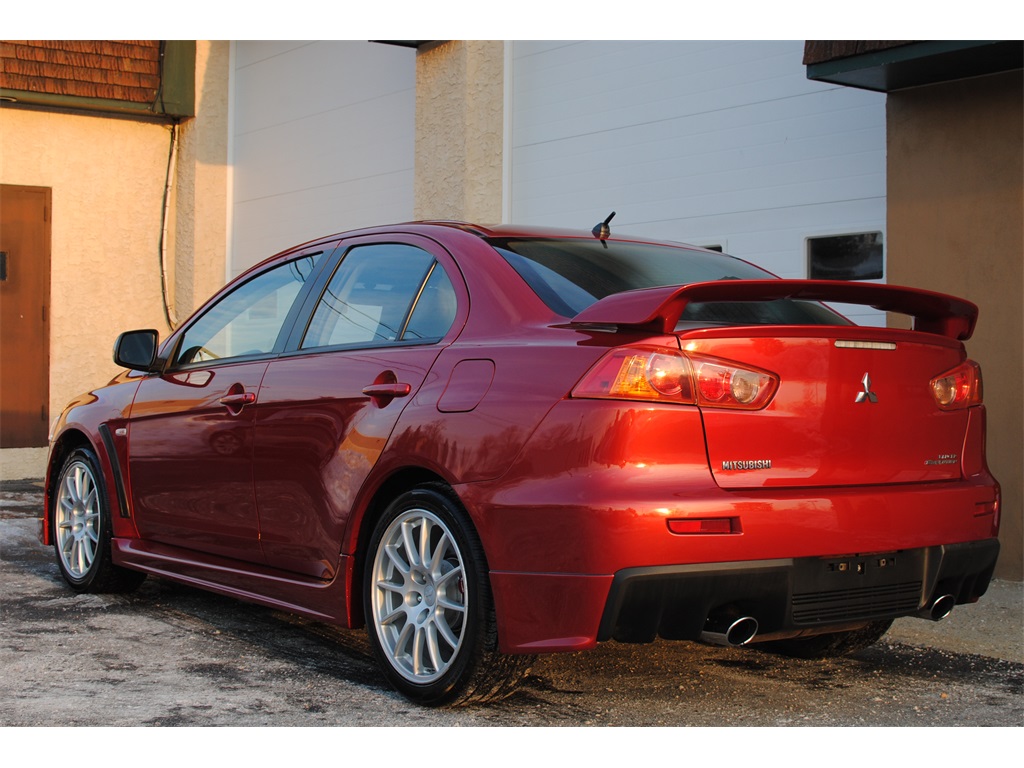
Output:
113,538,354,627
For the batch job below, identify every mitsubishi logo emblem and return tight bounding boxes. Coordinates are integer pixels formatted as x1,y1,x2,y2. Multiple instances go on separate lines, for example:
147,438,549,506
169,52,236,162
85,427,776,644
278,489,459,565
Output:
855,372,878,403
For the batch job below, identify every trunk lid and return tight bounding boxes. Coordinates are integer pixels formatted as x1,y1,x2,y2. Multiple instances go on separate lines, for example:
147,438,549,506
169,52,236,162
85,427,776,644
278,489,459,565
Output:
680,327,969,489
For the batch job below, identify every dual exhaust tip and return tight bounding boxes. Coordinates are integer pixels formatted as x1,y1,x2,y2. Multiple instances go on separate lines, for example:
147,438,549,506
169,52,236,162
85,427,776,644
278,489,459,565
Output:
700,614,759,647
919,593,956,622
700,594,955,647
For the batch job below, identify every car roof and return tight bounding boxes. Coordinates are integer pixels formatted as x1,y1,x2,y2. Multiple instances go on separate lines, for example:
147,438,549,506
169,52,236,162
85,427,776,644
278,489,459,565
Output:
238,220,723,285
270,220,712,259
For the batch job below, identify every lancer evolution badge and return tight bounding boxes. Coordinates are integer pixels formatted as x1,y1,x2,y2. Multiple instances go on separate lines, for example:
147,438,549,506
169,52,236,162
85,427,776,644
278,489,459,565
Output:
855,372,878,403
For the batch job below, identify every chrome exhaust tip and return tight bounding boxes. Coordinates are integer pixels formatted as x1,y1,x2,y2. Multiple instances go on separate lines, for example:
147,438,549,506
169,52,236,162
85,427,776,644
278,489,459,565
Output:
700,614,759,647
919,594,956,622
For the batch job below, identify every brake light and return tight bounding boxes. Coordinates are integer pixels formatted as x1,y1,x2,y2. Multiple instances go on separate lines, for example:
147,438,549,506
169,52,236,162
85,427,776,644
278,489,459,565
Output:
930,360,982,410
572,347,778,410
573,348,695,403
692,359,776,408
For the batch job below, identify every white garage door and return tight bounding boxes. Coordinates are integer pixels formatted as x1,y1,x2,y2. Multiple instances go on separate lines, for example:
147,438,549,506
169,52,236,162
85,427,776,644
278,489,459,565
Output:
508,41,887,323
230,41,416,276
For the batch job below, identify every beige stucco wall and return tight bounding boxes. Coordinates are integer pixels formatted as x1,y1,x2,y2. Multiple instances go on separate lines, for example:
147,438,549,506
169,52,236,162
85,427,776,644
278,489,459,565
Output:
171,41,231,326
0,40,230,480
414,40,504,222
887,70,1023,580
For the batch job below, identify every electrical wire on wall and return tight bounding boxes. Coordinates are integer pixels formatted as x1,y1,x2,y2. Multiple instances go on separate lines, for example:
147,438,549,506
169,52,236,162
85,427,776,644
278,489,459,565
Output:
154,40,180,331
159,121,180,331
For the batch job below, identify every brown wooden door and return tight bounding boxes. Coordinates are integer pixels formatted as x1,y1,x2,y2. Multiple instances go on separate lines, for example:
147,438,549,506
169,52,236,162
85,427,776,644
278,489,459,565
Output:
0,185,51,447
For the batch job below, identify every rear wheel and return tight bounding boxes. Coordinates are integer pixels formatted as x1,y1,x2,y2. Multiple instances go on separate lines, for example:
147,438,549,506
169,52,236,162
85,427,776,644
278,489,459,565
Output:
52,447,145,593
364,484,533,705
757,619,893,659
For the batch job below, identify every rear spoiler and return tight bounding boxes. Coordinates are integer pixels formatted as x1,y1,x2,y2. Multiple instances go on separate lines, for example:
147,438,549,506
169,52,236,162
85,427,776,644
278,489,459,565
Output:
569,280,978,340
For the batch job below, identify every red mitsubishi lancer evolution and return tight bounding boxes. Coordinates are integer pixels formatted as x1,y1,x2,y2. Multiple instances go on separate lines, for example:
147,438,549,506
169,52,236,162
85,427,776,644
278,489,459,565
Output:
42,221,1000,705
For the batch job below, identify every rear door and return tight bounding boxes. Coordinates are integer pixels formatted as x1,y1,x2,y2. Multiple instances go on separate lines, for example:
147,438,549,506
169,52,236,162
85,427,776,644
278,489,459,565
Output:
253,236,462,578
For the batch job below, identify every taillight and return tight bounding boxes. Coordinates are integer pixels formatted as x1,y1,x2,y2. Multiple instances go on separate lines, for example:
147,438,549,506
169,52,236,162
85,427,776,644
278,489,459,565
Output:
691,358,777,409
572,347,778,410
572,348,695,404
930,360,982,410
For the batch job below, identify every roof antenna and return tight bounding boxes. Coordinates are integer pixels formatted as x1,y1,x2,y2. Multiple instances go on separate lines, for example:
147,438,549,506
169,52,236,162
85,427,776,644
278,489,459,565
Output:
592,211,616,241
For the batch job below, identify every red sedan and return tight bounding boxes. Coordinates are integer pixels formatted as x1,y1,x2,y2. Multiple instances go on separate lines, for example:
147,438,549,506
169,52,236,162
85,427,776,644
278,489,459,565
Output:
42,221,1000,705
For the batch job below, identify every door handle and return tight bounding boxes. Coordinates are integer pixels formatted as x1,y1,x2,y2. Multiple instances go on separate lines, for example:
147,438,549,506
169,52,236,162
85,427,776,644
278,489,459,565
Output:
219,392,256,407
361,383,412,398
363,370,412,408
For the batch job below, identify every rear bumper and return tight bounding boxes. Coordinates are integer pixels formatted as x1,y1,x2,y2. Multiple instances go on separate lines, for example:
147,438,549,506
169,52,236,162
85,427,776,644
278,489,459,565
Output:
475,475,999,652
489,539,999,653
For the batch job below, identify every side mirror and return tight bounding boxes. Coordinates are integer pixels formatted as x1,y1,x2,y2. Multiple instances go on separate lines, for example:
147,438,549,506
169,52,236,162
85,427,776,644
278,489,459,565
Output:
113,329,160,372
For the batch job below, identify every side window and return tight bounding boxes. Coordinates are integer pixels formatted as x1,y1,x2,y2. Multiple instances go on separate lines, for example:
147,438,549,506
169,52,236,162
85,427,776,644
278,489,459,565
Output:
173,253,322,367
404,263,457,341
302,244,455,350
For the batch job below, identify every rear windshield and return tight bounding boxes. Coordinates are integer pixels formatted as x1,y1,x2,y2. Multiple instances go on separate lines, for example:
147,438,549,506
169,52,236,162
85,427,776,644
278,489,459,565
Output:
488,238,849,328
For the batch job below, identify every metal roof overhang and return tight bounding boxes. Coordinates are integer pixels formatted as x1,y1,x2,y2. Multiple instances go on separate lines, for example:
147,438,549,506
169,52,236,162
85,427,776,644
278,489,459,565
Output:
806,40,1023,92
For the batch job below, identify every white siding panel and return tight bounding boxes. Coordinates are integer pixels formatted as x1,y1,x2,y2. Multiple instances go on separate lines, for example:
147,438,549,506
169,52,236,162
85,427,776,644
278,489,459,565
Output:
232,90,413,201
509,40,887,326
514,42,826,147
231,170,412,265
230,41,416,275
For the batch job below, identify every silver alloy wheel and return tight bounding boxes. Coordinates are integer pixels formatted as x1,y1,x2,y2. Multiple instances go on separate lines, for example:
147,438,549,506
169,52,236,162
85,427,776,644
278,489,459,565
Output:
370,508,468,684
55,459,101,579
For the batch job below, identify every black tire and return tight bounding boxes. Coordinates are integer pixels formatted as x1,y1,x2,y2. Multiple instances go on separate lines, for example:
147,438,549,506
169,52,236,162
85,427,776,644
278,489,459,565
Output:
363,483,534,706
51,447,146,594
756,619,893,659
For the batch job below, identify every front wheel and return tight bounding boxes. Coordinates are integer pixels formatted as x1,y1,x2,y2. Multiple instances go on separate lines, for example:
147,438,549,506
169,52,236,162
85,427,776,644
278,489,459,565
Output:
52,447,146,593
364,484,532,705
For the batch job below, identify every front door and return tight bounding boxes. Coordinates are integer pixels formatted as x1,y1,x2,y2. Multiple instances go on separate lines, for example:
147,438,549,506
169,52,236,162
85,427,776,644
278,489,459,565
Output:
0,185,51,447
127,361,269,560
127,249,327,561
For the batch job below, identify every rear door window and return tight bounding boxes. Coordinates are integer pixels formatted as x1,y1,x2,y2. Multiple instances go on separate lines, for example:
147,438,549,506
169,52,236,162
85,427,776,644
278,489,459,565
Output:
301,243,456,350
